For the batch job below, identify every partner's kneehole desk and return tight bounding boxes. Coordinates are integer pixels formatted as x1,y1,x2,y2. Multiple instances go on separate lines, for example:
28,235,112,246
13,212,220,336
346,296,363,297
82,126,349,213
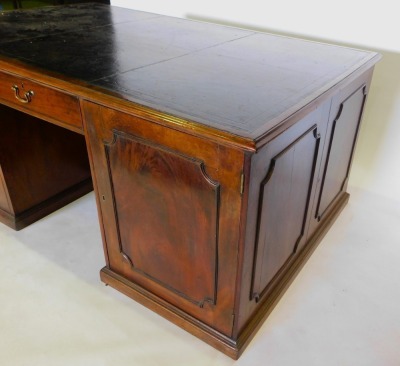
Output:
0,3,380,359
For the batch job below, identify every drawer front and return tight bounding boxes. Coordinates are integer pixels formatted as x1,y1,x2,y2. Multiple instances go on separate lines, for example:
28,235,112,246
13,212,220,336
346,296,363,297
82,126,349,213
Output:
0,70,82,131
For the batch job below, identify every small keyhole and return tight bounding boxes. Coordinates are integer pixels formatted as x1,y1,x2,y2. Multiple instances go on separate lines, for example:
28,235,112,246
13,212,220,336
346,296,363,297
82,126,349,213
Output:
102,195,106,201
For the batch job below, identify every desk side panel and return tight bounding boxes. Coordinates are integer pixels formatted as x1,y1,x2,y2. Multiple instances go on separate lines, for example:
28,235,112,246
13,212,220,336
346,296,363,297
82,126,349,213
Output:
234,104,329,337
232,68,375,356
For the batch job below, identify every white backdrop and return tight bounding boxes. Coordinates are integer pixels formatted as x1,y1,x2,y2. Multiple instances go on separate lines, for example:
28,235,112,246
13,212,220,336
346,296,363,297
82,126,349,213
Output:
111,0,400,202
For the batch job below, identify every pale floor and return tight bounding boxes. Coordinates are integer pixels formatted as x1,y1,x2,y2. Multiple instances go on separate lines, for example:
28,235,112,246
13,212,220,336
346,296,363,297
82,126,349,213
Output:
0,186,399,366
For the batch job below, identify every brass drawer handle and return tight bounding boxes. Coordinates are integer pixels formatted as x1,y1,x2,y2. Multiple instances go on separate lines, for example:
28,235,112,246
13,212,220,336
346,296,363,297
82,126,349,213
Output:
11,85,34,104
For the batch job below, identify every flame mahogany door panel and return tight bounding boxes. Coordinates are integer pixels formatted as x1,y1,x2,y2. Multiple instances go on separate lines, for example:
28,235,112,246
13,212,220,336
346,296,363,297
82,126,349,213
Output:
82,100,245,336
105,131,220,308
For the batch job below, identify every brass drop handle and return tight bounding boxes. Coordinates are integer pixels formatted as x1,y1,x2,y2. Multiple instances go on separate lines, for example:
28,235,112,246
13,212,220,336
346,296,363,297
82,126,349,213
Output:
11,85,34,104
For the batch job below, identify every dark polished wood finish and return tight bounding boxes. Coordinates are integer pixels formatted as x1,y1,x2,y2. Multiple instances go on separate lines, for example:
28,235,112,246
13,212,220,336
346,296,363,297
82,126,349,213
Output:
0,104,92,230
0,4,380,359
0,69,82,132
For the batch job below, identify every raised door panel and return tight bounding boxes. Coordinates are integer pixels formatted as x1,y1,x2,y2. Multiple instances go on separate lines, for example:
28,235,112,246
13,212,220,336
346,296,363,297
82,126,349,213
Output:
251,125,320,302
105,131,220,307
315,85,366,220
82,100,244,336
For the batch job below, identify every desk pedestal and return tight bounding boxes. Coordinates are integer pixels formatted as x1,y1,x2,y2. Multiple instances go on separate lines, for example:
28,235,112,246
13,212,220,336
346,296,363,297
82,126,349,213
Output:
0,104,92,230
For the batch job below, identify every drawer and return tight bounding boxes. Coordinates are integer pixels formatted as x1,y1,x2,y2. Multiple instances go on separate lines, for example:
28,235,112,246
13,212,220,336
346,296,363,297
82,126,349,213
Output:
0,70,82,131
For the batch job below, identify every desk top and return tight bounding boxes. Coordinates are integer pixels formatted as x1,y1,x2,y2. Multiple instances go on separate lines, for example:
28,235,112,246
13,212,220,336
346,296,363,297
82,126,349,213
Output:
0,3,380,143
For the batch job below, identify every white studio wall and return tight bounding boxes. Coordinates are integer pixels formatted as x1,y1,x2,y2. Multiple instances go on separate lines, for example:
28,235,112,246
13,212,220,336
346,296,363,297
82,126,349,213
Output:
111,0,400,202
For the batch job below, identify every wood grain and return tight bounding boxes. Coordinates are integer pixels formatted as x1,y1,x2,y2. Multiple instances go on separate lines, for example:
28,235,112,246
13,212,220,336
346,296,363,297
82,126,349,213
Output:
0,4,380,359
0,104,92,229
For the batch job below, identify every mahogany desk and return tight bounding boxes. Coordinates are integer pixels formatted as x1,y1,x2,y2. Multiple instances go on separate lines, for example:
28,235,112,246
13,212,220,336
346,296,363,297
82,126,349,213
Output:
0,4,380,359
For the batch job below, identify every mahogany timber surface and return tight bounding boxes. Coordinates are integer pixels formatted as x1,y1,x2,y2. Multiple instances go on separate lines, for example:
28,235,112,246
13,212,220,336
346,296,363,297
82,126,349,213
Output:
0,104,92,230
0,69,82,131
82,100,244,337
0,4,382,360
0,3,380,142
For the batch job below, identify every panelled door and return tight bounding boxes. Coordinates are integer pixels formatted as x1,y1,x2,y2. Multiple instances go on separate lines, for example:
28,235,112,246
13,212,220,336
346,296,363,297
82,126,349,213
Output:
82,100,244,336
